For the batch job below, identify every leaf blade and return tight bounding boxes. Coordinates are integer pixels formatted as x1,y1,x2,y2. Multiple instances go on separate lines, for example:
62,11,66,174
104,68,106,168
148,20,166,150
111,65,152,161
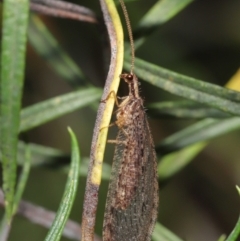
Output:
0,0,29,219
20,87,101,132
124,57,240,116
158,118,240,154
152,222,184,241
45,128,80,241
28,15,87,87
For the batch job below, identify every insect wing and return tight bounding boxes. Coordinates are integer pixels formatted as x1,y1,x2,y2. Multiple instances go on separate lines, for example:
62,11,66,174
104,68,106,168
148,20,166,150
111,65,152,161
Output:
103,110,158,241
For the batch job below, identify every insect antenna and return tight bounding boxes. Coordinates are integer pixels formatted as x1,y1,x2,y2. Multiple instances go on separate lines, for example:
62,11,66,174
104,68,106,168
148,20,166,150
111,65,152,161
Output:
119,0,135,74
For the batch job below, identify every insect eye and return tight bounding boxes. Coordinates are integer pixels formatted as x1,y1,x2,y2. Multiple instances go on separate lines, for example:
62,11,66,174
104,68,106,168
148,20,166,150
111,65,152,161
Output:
126,74,134,81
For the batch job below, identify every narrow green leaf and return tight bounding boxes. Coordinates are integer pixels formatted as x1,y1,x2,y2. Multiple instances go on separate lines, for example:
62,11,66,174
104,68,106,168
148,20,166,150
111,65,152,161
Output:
0,214,10,241
134,0,194,48
158,118,240,154
158,142,207,180
158,116,240,180
0,144,31,240
152,222,184,241
17,141,65,167
12,145,31,215
223,186,240,241
0,0,29,219
45,127,80,241
218,235,227,241
236,186,240,195
16,145,111,179
28,15,87,87
138,0,194,30
17,145,110,179
124,57,240,116
148,101,230,118
20,87,101,132
225,212,240,240
3,141,111,180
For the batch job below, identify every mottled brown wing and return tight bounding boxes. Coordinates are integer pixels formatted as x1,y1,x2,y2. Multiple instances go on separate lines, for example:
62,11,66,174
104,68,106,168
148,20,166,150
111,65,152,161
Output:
103,105,159,241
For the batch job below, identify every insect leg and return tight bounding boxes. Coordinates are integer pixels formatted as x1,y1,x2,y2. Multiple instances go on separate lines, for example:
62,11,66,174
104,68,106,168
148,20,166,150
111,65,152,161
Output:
101,91,120,106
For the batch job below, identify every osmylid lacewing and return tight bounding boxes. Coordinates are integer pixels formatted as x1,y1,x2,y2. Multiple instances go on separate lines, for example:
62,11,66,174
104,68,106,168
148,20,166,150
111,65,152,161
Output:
102,0,159,240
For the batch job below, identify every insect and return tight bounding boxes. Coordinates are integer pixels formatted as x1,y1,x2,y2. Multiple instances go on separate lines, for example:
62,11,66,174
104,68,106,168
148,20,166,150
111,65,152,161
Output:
102,73,159,241
102,1,159,240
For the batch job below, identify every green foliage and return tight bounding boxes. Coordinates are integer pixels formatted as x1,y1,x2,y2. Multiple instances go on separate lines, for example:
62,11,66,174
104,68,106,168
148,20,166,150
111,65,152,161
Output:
0,0,29,220
152,223,184,241
20,87,101,132
45,128,80,241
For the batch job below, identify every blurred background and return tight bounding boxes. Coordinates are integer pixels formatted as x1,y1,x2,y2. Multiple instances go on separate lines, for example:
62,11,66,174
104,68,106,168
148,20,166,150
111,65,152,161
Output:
2,0,240,240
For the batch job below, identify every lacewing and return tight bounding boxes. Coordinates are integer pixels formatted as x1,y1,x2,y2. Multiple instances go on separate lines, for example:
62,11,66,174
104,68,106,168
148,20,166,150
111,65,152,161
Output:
103,73,159,241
